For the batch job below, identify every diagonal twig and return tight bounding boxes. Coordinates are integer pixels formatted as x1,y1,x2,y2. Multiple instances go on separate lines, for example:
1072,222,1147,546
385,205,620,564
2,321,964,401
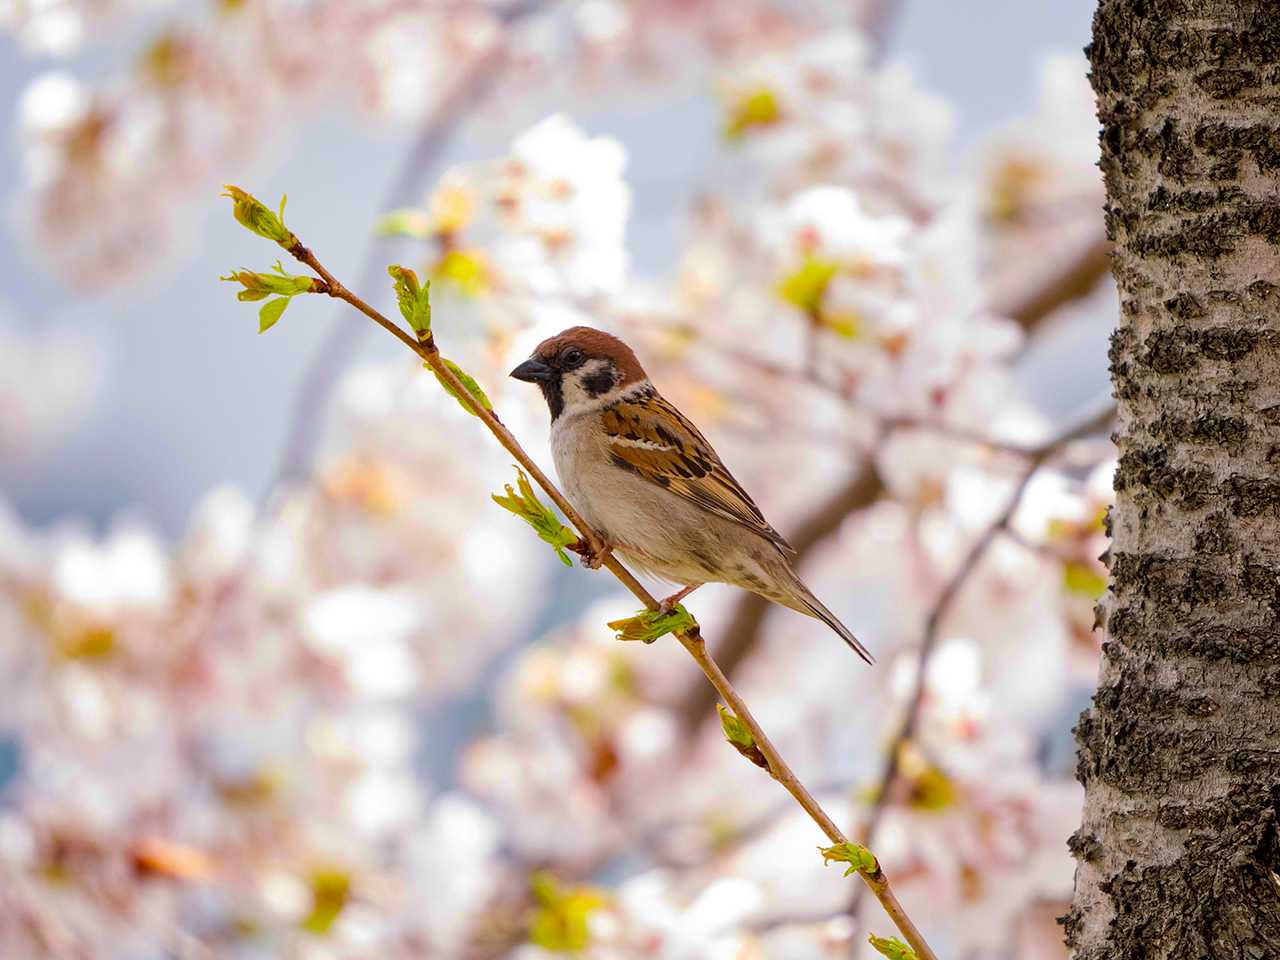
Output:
271,231,939,960
268,0,544,491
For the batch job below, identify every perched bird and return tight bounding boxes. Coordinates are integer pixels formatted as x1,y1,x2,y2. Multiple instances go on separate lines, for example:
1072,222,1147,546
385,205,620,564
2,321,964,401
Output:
510,326,872,663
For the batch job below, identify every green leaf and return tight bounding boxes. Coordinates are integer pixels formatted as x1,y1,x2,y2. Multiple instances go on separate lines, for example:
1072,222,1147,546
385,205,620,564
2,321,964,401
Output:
908,761,957,811
432,249,489,297
868,934,918,960
222,185,297,247
717,704,769,769
717,704,754,749
527,871,607,952
222,262,316,299
491,467,579,566
605,604,697,644
777,257,839,314
258,296,290,333
221,262,317,333
819,841,879,877
375,208,432,239
433,358,491,416
387,264,432,336
1062,560,1107,598
300,869,350,935
724,87,782,139
821,310,863,340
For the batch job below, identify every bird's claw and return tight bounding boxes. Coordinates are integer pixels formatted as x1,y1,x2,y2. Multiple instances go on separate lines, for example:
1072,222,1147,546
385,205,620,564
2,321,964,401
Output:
657,585,701,616
569,539,613,570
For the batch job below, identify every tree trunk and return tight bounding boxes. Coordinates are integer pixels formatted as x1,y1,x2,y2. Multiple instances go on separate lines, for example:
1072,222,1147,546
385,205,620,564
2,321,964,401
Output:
1067,2,1280,957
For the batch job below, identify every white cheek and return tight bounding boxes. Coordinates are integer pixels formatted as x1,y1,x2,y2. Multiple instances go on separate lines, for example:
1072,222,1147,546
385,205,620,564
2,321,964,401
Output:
560,375,591,410
561,360,616,412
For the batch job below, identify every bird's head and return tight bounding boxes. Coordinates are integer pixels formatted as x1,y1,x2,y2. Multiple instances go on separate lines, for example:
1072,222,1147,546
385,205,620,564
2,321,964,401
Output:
510,326,648,420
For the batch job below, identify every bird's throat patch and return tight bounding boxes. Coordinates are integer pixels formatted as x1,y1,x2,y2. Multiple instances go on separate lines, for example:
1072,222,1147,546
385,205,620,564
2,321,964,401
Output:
541,378,565,420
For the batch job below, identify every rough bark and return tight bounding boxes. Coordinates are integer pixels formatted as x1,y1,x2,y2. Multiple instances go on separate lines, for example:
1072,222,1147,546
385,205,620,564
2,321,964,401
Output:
1066,3,1280,958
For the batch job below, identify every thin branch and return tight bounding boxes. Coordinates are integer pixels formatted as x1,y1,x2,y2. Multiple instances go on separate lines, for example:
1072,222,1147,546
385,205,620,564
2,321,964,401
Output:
750,906,853,934
849,398,1114,923
673,234,1114,711
878,416,1055,457
275,237,939,960
269,0,544,491
672,409,1061,733
641,777,858,869
998,231,1112,333
861,0,906,61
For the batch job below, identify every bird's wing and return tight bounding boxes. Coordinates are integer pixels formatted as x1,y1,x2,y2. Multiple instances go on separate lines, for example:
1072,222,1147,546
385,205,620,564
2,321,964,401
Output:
600,391,796,555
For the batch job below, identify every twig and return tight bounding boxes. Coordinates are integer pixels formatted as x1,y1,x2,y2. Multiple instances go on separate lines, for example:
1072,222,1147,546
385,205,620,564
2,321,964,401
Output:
274,237,939,960
687,640,933,957
268,0,543,491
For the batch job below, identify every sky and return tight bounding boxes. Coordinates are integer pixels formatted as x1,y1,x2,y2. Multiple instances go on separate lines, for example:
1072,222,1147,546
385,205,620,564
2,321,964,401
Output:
0,0,1098,536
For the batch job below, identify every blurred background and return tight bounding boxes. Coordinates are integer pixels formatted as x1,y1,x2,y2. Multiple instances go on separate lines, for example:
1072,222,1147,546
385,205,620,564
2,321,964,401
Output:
0,0,1105,531
0,1,1116,957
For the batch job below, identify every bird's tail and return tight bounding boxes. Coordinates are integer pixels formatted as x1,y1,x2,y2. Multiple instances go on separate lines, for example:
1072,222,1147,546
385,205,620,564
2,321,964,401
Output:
778,578,874,665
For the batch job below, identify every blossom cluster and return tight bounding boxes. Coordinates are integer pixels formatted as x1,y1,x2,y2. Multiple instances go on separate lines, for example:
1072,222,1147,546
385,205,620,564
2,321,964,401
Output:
1,5,1112,959
0,379,544,956
11,0,857,290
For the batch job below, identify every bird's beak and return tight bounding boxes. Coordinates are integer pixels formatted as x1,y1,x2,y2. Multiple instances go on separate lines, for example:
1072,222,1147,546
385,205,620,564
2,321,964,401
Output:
510,357,554,383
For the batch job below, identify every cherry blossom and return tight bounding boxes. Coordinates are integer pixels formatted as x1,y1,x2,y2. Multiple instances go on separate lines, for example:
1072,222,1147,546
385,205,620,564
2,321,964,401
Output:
0,6,1116,958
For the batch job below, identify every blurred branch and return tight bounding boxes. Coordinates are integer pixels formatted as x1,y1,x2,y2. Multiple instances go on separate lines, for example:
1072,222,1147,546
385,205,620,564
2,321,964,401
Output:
848,398,1115,922
709,401,1112,945
878,416,1059,457
861,0,906,61
238,210,938,960
646,777,857,869
268,0,544,492
672,405,1100,735
673,233,1114,725
997,230,1112,333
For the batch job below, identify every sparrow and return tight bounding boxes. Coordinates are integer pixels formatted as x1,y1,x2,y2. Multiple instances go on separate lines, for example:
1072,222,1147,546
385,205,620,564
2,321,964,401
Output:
510,326,872,664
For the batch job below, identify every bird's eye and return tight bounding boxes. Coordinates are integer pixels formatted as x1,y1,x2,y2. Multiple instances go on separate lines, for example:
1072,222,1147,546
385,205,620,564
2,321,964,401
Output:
561,348,586,368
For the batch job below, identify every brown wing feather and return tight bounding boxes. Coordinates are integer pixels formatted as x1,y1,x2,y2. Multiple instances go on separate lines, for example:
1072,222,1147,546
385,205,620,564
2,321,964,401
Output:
601,391,796,555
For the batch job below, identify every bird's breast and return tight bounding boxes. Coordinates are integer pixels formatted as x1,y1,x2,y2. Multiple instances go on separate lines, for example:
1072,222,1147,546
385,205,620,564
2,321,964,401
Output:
549,415,611,529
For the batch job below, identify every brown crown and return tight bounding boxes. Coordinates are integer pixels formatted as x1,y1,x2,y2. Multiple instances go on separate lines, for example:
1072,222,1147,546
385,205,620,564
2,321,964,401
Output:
533,326,648,386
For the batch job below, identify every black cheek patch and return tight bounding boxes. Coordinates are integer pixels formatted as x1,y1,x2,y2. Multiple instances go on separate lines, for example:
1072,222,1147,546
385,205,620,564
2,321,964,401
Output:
583,368,617,397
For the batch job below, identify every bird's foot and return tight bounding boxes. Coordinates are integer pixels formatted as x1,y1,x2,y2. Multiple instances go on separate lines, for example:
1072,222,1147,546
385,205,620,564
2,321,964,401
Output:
658,584,702,615
569,538,613,570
